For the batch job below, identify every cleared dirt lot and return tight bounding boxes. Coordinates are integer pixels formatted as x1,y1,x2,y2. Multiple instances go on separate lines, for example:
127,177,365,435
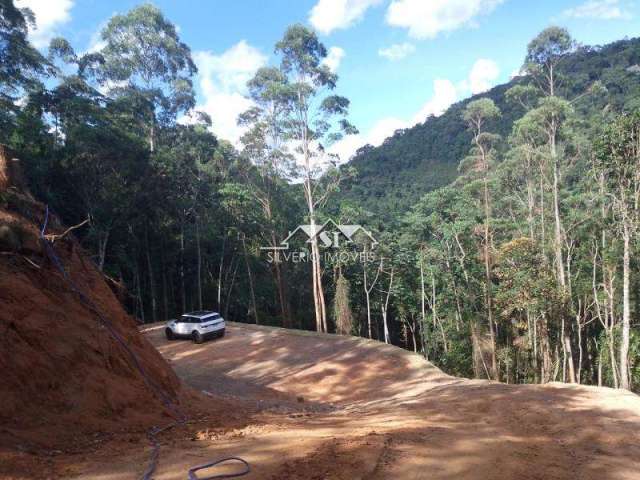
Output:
70,322,640,479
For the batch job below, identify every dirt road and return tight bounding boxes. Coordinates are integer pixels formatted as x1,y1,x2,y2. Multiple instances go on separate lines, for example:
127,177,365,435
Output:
70,322,640,479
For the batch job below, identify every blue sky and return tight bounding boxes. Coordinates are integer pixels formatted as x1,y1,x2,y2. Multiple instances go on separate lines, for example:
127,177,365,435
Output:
16,0,640,160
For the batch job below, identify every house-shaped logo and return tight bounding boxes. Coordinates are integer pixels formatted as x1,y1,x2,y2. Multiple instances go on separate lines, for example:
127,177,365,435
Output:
261,219,378,251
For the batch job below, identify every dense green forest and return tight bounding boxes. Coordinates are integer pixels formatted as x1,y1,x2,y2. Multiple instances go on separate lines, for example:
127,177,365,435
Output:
339,37,640,219
1,0,639,391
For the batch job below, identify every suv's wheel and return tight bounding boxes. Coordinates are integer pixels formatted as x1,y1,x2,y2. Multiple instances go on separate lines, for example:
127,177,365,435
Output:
192,331,203,344
165,329,174,340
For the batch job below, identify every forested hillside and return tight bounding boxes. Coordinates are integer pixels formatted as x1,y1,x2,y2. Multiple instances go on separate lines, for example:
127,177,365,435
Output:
339,37,640,219
1,0,639,394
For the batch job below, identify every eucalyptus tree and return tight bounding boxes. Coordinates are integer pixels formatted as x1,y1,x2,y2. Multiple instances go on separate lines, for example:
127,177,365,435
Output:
274,24,357,333
523,26,575,97
0,0,51,139
517,29,582,382
521,27,576,291
238,66,296,327
504,85,544,240
37,39,152,273
461,98,501,380
0,0,50,103
594,112,640,390
97,4,197,151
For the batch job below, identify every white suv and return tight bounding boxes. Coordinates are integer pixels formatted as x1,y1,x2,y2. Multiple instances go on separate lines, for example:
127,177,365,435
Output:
165,311,226,344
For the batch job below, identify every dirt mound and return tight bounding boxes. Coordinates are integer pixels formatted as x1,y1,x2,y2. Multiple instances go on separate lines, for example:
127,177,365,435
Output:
0,146,182,454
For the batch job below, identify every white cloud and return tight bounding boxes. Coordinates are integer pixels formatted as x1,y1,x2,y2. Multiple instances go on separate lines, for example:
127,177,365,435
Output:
467,58,500,94
16,0,74,48
328,116,407,163
456,58,500,94
562,0,631,19
192,41,267,144
330,78,457,162
309,0,383,34
322,47,346,72
378,42,416,61
386,0,504,39
83,26,107,55
412,78,458,123
329,57,500,162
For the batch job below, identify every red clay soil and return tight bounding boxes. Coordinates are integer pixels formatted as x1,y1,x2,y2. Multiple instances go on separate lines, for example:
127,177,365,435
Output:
0,167,246,479
49,322,639,480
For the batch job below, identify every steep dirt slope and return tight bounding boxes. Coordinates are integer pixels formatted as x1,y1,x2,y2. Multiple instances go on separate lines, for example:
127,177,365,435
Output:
0,147,240,479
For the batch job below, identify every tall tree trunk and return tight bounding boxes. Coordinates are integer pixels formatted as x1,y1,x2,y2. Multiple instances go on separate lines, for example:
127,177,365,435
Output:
160,240,169,321
149,115,155,152
381,307,390,344
195,216,203,310
224,259,239,319
365,288,372,339
302,99,327,333
317,255,328,333
274,260,290,327
552,149,566,288
540,314,552,382
431,269,448,353
134,260,145,323
550,134,576,383
381,266,394,344
482,175,498,380
526,170,535,240
307,200,326,333
420,253,428,355
620,223,631,390
145,225,157,323
217,233,226,311
598,343,603,387
242,234,259,325
444,242,462,331
576,306,583,384
97,230,110,272
271,233,291,327
531,311,539,383
364,256,382,340
564,326,576,383
180,221,186,313
411,317,418,352
539,173,546,257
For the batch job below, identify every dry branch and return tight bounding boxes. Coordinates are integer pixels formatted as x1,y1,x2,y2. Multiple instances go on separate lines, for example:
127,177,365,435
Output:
44,216,90,243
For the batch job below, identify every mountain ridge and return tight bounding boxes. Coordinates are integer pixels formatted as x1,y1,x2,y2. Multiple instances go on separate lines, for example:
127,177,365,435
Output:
338,37,640,221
